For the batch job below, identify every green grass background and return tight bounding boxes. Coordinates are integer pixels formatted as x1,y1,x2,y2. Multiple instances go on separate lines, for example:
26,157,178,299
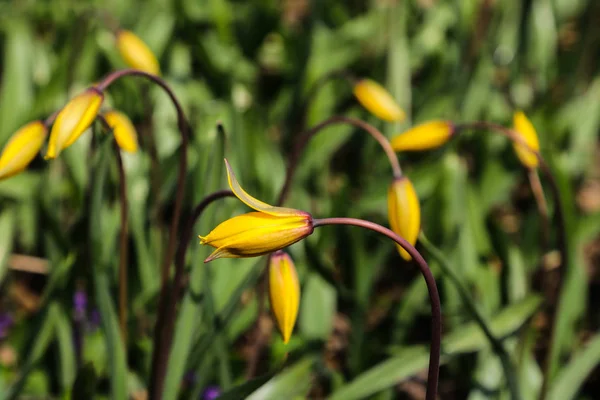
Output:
0,0,599,399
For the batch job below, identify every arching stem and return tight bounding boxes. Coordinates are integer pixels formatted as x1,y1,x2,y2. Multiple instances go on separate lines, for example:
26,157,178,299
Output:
278,115,402,205
419,232,520,400
313,217,440,400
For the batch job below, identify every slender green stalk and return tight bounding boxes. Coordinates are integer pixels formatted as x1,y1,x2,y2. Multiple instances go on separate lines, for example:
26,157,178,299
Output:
419,232,521,400
98,115,129,345
154,190,235,399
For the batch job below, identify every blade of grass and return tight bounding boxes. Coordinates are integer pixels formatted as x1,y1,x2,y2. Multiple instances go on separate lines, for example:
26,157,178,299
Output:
4,302,58,400
89,137,127,400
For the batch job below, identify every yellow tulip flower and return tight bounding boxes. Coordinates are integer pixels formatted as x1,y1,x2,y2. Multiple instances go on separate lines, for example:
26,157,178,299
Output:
353,79,405,122
200,160,314,262
269,251,300,344
103,110,139,153
0,121,47,180
45,88,104,159
116,30,161,76
391,121,454,152
512,111,540,169
388,176,421,261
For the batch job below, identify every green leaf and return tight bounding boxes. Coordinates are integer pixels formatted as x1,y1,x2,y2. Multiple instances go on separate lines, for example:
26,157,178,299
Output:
299,272,336,340
89,138,128,400
246,357,316,400
0,209,16,284
548,334,600,400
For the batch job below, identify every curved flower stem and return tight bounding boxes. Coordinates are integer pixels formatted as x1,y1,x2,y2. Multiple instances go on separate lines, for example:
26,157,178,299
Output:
97,69,190,292
96,69,190,400
419,232,521,400
456,121,568,400
278,115,402,205
313,217,440,400
98,115,129,344
151,190,235,400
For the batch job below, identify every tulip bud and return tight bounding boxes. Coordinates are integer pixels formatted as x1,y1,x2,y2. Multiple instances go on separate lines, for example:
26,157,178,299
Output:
103,110,139,153
116,30,161,76
0,121,47,180
269,251,300,344
45,88,104,159
391,121,455,152
512,111,540,169
353,79,405,122
388,176,421,261
200,160,314,262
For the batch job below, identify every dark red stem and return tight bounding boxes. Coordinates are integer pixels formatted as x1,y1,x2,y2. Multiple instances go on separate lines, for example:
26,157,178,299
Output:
313,217,440,400
97,69,190,400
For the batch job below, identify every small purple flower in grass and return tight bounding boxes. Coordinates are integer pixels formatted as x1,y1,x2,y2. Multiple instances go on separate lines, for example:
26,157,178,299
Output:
0,314,14,339
73,290,87,319
203,385,221,400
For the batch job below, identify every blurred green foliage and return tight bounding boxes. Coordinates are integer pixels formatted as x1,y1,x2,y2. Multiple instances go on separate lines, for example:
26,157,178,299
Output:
0,0,599,399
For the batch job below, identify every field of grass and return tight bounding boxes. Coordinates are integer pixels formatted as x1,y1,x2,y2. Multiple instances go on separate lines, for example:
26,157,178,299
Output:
0,1,599,399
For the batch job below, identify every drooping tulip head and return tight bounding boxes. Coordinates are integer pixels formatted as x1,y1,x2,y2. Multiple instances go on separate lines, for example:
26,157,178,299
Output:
116,30,161,76
0,121,47,180
387,176,421,261
103,110,139,153
353,79,405,122
200,160,314,262
391,121,455,152
269,251,300,344
512,111,540,169
45,88,104,159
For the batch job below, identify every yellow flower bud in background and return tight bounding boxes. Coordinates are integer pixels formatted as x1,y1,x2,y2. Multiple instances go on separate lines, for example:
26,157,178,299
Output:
103,110,139,153
512,111,540,169
269,251,300,344
391,121,455,152
353,79,405,122
0,121,47,180
387,176,421,261
45,88,104,159
116,30,161,76
200,160,314,262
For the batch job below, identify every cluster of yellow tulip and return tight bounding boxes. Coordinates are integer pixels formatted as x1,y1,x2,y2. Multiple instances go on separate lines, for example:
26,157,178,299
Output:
199,77,541,346
0,25,542,394
0,29,163,180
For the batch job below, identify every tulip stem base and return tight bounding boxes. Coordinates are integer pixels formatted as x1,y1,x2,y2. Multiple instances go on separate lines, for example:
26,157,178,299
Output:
313,217,440,400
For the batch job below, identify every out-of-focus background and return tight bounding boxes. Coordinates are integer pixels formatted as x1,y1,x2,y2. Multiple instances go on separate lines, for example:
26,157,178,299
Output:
0,0,599,399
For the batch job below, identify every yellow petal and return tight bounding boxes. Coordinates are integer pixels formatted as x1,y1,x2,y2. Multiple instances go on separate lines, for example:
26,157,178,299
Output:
391,121,454,152
269,251,300,344
0,121,47,180
46,89,104,159
512,111,540,169
353,79,405,122
200,212,313,262
103,110,139,153
387,177,420,261
225,159,309,217
116,30,161,76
